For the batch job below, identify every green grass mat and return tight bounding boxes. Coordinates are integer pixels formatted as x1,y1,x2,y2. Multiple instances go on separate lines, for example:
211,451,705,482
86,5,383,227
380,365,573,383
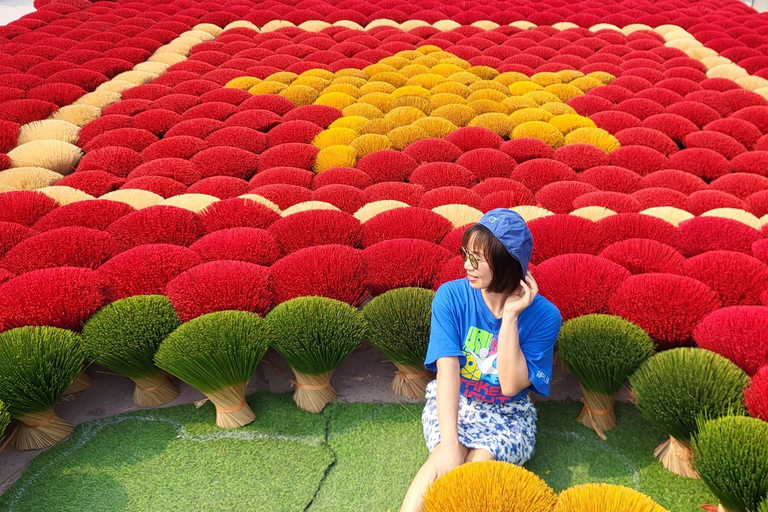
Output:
528,401,713,511
306,402,427,511
0,394,715,512
0,393,333,512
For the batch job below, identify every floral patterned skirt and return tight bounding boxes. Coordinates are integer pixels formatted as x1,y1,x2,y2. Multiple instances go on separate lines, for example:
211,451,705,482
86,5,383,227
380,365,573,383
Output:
421,379,537,465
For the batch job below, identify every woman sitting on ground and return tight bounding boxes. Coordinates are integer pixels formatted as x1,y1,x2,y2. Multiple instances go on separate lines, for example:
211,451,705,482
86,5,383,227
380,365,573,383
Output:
400,208,562,512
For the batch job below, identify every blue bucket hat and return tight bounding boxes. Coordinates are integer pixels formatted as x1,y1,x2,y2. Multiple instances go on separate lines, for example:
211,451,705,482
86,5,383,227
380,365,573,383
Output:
477,208,533,272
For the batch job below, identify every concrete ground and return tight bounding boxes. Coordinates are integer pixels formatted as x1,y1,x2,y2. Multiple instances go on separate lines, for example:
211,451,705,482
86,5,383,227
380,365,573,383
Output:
0,340,630,495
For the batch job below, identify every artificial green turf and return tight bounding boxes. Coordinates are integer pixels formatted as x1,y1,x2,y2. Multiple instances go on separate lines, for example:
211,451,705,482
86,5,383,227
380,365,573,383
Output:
528,401,714,511
0,393,333,512
0,394,716,512
306,401,427,512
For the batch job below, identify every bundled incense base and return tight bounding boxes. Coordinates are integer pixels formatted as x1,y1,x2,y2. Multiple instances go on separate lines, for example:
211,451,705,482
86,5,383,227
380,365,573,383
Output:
15,407,73,451
392,363,433,400
82,295,182,408
132,372,180,408
154,311,270,429
268,297,366,414
557,315,653,441
0,327,85,451
204,383,255,429
290,370,337,414
362,288,436,400
64,369,91,394
577,388,616,441
654,436,699,479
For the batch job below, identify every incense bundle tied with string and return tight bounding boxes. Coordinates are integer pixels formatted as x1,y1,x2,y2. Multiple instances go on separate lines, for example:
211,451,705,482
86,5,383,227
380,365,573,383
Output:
267,296,366,413
0,326,85,450
557,314,654,440
82,295,182,407
154,310,270,428
363,287,435,400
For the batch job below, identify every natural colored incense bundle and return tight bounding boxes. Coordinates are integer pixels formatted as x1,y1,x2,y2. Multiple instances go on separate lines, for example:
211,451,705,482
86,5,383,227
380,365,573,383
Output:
629,348,749,479
267,297,366,413
82,295,182,407
557,314,654,440
154,311,270,428
64,369,91,395
362,287,435,400
422,461,557,512
693,416,768,512
0,326,85,450
554,483,670,512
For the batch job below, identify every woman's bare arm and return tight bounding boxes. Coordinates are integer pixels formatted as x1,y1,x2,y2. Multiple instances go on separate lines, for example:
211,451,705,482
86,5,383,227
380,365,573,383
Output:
436,356,461,447
496,315,532,396
497,274,538,396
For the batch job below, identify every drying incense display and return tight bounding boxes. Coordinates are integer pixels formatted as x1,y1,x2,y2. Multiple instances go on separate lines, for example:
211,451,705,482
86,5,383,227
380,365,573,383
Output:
0,326,85,450
557,314,654,439
154,310,270,428
693,416,768,512
422,461,557,512
629,348,749,478
363,287,435,399
82,295,182,407
63,370,91,395
554,483,670,512
267,296,366,413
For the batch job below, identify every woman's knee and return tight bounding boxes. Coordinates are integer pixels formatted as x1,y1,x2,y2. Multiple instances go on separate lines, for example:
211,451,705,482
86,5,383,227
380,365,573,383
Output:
465,448,495,463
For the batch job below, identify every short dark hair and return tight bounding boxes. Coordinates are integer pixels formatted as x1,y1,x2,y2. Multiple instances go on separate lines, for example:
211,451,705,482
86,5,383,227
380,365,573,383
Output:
461,224,523,294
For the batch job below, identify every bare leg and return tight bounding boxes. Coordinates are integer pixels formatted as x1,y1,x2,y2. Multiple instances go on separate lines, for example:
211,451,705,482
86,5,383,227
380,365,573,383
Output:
465,448,495,463
400,443,469,512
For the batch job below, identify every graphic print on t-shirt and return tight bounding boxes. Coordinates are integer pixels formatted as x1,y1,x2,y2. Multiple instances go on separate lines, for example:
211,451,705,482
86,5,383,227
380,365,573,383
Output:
460,326,500,386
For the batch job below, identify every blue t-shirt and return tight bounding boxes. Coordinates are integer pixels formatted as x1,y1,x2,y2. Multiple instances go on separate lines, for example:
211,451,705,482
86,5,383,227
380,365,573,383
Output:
424,279,562,404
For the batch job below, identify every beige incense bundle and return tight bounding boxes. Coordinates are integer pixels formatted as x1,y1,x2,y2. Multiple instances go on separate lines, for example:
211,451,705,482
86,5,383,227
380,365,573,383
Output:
557,314,654,440
629,347,749,478
267,296,366,413
82,295,181,407
155,310,270,428
64,369,91,395
363,287,435,400
0,326,85,450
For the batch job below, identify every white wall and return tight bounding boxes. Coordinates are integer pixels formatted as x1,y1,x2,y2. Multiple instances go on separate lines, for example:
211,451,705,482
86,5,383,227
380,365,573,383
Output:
0,0,36,27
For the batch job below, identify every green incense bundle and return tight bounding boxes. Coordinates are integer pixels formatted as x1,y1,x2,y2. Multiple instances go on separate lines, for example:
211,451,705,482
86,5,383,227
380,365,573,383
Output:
557,314,654,439
155,311,270,428
83,295,182,407
0,326,85,450
0,399,9,445
693,415,768,512
363,287,435,399
267,297,366,413
629,347,748,478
